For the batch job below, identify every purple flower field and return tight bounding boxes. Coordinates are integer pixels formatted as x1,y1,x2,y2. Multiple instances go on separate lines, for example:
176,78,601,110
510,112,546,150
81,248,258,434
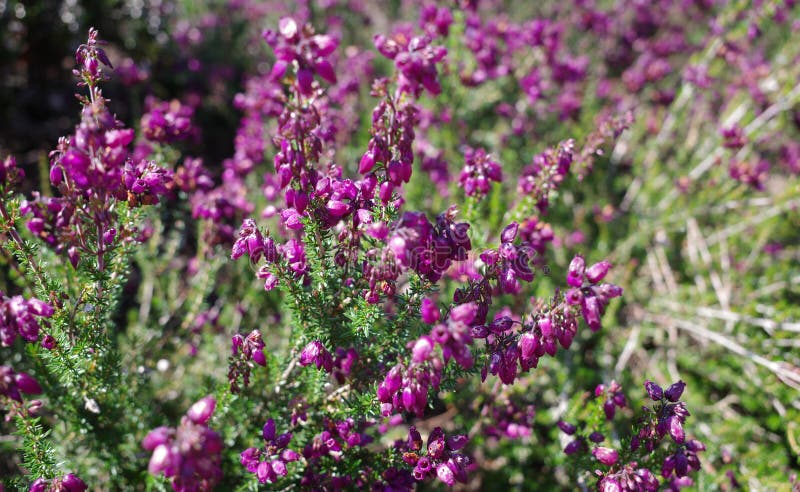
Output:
1,1,799,490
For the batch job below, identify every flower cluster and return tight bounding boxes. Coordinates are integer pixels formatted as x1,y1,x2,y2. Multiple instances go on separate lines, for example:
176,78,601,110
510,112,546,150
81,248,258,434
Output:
240,418,300,484
298,417,375,488
299,340,334,373
484,398,537,440
379,302,479,416
596,380,627,420
459,146,502,199
228,329,267,392
518,140,574,212
264,17,339,95
374,31,447,97
565,255,623,332
479,222,537,295
24,29,174,269
143,397,223,492
466,254,619,386
0,365,42,403
0,293,54,347
396,426,471,487
562,380,704,491
29,474,88,492
0,155,24,190
140,97,196,144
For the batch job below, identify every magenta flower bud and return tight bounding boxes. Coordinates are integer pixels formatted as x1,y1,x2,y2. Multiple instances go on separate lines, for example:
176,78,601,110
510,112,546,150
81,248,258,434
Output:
411,336,434,363
669,415,685,443
450,302,477,324
27,399,43,414
420,298,440,324
436,463,456,486
281,448,300,461
565,288,583,306
143,427,173,451
500,222,519,243
598,283,623,299
675,452,689,476
262,419,276,441
257,460,275,484
379,181,393,204
564,439,583,455
585,260,612,283
28,299,54,317
278,17,298,40
518,332,539,359
538,317,553,337
446,434,468,451
589,432,605,443
275,432,292,448
299,340,327,368
293,191,309,214
686,439,706,452
383,366,402,394
664,380,686,402
270,60,288,81
186,396,216,425
595,384,606,396
29,479,47,492
15,371,42,395
592,446,619,466
326,199,350,217
603,399,616,420
599,478,622,492
376,382,392,403
567,255,585,287
314,59,337,84
61,473,88,491
359,151,376,174
271,459,288,477
297,68,314,95
557,420,576,435
103,228,116,245
68,246,80,269
252,349,266,366
401,386,415,411
645,380,663,401
148,444,173,474
312,34,338,56
581,295,602,331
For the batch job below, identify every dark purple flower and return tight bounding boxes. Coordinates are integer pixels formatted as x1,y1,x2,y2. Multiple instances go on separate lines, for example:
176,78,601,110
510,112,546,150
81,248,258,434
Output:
299,340,334,373
664,380,686,402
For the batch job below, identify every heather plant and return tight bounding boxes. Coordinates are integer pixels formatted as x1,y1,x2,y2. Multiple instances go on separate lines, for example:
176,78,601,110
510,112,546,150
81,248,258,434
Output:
1,1,799,491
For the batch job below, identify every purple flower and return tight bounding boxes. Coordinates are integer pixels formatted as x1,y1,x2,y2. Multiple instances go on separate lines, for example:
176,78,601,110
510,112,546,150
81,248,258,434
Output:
143,398,223,490
592,447,619,466
241,418,298,484
0,365,42,402
186,396,216,425
459,147,502,199
664,380,686,402
374,32,447,97
299,340,334,373
644,380,663,401
1,293,55,346
140,97,196,144
420,298,440,324
29,474,87,492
